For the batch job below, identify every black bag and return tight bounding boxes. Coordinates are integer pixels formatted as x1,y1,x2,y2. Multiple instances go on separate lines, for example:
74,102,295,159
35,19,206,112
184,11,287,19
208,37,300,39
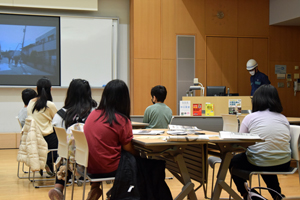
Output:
244,182,284,200
110,151,172,200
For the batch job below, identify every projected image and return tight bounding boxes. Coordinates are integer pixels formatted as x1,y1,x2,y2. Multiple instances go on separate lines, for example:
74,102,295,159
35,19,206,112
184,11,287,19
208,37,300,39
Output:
0,25,57,76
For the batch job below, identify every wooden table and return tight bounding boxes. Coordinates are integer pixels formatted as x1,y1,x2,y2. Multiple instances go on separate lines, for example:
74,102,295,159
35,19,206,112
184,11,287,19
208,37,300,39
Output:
132,130,263,200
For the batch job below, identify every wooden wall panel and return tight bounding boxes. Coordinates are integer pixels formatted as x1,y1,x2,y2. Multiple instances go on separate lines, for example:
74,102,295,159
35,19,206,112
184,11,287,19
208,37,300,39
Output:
237,38,253,96
133,0,161,59
269,61,300,117
161,59,177,114
206,37,238,92
161,0,176,60
130,0,300,117
253,38,269,75
176,0,205,60
270,26,300,62
205,0,238,36
133,59,161,115
221,37,238,93
175,0,202,34
0,133,17,148
237,0,269,36
195,59,206,88
206,37,223,86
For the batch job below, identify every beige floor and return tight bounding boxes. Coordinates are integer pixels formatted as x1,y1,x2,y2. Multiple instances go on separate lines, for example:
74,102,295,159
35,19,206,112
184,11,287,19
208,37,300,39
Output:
1,149,300,200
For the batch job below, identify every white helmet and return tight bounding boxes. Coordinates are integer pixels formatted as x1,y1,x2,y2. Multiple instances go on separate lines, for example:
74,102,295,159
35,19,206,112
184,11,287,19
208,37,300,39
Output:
246,59,258,71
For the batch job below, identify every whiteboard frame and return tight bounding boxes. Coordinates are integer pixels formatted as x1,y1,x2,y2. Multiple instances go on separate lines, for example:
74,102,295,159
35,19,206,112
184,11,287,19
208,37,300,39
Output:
0,13,119,88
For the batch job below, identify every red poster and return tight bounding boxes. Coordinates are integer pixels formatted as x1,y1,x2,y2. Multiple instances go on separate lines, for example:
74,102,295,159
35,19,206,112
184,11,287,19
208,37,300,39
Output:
193,104,202,116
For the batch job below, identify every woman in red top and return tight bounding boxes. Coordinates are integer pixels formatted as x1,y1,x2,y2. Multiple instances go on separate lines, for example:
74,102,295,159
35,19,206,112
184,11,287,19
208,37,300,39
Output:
83,79,137,200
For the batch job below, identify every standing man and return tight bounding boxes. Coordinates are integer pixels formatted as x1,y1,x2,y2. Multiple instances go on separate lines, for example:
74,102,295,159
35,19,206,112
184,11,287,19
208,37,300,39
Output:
246,59,270,96
143,85,172,129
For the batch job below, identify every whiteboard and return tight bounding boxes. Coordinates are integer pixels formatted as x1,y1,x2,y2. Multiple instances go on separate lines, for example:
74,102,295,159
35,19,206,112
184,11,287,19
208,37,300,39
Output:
60,17,114,87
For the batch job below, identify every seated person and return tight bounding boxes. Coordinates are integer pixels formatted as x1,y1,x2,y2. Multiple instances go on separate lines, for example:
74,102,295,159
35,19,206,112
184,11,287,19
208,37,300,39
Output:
27,77,58,175
83,79,138,200
229,84,291,200
18,88,37,127
143,85,172,129
48,79,97,200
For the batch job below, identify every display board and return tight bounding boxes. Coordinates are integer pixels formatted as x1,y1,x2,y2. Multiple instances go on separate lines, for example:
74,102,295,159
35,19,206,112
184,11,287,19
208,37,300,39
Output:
60,16,116,87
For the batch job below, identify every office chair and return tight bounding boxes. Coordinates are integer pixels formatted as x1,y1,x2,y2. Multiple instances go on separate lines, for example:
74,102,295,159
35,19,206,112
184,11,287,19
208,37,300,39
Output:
71,130,115,200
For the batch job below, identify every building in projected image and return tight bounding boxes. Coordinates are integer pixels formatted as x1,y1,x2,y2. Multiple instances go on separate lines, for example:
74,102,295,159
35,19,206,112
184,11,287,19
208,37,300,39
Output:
22,28,57,72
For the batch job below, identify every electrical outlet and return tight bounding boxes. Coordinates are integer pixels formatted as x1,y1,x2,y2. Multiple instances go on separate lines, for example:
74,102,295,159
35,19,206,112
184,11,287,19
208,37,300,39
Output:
295,66,299,70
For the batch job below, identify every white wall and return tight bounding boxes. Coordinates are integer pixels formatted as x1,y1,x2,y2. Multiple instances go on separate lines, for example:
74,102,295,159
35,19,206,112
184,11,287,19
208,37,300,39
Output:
0,0,130,133
270,0,300,25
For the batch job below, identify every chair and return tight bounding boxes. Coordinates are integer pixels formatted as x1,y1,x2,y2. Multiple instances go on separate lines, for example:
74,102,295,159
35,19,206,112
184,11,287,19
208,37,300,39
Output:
237,115,246,132
16,116,30,179
290,125,300,183
169,116,175,125
237,115,246,124
30,149,57,188
54,127,71,200
71,130,115,200
16,116,23,129
22,119,58,188
222,114,239,133
207,114,238,198
17,117,55,183
247,125,300,188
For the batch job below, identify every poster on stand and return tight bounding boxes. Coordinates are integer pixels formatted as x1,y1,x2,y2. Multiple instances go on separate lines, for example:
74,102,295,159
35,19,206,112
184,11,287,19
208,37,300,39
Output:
180,101,191,116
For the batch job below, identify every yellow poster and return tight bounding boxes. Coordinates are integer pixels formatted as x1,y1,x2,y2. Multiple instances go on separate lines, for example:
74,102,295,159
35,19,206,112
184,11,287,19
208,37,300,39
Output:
205,103,214,116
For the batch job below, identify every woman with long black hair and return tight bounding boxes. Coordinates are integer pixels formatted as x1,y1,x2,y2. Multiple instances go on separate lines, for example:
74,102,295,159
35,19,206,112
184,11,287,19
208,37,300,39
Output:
48,79,97,200
27,77,58,175
83,79,137,200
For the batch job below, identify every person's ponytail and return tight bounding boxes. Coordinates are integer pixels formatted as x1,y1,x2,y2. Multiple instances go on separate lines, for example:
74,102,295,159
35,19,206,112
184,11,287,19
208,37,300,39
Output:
32,78,52,113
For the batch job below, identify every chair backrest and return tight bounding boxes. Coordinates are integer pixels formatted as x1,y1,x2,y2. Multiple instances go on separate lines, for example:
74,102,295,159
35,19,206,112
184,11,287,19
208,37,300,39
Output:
16,116,23,130
169,116,175,125
222,114,238,133
237,115,246,124
54,127,69,159
72,130,89,167
290,125,300,161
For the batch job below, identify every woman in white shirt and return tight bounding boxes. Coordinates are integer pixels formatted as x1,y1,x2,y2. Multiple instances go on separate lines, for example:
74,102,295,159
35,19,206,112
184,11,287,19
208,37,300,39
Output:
230,84,291,200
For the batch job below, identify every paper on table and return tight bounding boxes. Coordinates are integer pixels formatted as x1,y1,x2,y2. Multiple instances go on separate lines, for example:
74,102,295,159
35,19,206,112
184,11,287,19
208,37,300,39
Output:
166,135,209,142
133,130,165,135
219,132,261,139
167,131,188,135
134,136,167,140
168,125,201,132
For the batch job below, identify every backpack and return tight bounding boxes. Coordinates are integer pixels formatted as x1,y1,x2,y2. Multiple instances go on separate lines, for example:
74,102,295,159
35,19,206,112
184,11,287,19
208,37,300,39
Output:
110,150,173,200
244,182,284,200
57,108,88,127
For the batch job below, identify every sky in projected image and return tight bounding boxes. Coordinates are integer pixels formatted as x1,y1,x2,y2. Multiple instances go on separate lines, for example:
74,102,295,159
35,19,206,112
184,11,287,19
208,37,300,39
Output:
0,25,55,51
